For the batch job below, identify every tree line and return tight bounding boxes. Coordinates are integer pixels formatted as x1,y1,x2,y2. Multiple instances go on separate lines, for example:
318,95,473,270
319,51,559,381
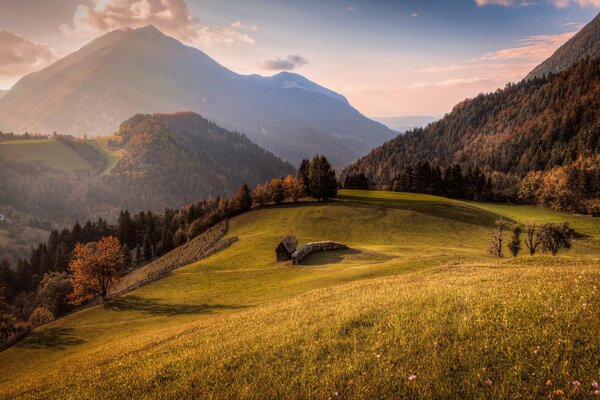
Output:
342,57,600,214
0,155,338,343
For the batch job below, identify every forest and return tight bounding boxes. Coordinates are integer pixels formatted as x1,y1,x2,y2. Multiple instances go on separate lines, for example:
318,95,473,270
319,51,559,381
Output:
343,58,600,214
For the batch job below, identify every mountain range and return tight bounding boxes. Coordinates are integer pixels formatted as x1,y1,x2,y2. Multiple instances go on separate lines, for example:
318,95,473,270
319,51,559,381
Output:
0,25,394,166
371,116,438,133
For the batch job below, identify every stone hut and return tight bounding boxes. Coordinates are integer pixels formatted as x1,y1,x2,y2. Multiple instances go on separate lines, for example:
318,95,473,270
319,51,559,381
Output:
275,235,298,262
292,241,348,265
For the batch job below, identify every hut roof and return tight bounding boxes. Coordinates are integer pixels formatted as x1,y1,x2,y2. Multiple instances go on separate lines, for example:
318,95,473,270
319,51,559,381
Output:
279,235,298,253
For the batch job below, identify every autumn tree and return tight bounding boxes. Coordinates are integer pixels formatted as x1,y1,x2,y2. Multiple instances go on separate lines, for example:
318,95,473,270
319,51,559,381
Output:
308,155,338,201
524,223,542,256
266,178,286,204
540,223,574,256
489,218,506,257
252,183,267,206
284,175,304,202
68,236,124,304
508,225,522,257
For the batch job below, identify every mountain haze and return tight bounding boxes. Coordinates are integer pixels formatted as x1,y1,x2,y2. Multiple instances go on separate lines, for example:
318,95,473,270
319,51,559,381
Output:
526,13,600,80
0,26,394,165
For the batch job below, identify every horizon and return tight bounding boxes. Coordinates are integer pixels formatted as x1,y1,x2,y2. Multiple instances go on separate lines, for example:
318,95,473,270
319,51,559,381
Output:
1,0,599,117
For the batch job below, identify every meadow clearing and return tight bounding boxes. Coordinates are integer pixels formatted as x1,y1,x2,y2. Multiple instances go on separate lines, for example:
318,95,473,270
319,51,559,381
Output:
1,190,599,399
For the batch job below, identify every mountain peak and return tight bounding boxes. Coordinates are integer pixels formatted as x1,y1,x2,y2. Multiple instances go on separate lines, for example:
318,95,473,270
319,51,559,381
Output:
525,12,600,80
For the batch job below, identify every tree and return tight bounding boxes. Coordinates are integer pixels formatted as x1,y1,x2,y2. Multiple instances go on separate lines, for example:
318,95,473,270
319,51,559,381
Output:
122,243,132,266
524,223,542,256
0,286,16,342
235,184,253,212
307,155,338,201
267,178,285,204
28,307,54,326
298,158,310,195
539,222,574,256
37,271,73,315
252,183,267,206
284,175,304,202
68,236,124,304
508,225,522,257
489,218,506,257
142,234,153,261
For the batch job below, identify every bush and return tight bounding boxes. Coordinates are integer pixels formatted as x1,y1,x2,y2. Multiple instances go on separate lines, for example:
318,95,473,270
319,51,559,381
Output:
28,307,54,326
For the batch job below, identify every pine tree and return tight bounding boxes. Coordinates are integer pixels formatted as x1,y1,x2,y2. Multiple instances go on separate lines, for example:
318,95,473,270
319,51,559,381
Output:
235,184,253,212
298,158,311,195
142,234,153,261
307,155,338,201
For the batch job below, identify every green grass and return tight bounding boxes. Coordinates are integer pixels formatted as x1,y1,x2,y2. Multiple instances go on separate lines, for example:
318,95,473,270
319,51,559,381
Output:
1,190,598,399
87,136,122,175
0,139,93,170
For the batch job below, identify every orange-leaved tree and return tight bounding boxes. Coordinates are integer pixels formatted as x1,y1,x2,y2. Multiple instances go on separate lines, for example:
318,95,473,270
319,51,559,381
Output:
68,236,124,305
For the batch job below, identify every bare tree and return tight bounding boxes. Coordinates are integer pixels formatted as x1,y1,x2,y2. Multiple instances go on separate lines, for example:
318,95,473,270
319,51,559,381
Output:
524,223,542,256
489,218,506,257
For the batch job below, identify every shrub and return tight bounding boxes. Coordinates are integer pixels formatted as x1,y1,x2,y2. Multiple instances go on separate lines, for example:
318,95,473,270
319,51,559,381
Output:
28,307,54,326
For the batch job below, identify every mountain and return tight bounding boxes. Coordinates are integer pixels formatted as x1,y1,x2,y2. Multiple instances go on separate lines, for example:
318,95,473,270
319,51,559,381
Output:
0,25,394,165
343,58,600,212
526,13,600,80
0,90,6,100
106,112,294,210
372,115,438,133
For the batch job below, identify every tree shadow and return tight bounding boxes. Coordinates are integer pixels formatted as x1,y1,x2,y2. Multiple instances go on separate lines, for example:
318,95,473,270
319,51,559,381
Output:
299,248,362,266
17,327,85,350
104,296,248,316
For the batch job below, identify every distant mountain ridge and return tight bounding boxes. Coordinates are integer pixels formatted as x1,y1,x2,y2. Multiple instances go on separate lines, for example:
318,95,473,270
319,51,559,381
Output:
0,90,6,100
372,116,438,133
0,25,394,165
526,13,600,80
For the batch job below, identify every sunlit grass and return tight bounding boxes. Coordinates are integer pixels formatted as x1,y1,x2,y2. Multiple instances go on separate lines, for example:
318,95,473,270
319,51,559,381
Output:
0,139,92,170
0,190,598,399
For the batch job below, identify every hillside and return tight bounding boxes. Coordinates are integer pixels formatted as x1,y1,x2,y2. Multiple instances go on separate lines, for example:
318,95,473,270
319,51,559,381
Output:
343,58,600,211
0,25,393,166
105,112,294,210
0,138,95,170
526,13,600,80
0,191,598,398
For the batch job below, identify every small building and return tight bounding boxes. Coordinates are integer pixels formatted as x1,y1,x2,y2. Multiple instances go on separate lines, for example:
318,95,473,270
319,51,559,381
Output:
292,241,348,265
0,214,4,222
275,235,298,262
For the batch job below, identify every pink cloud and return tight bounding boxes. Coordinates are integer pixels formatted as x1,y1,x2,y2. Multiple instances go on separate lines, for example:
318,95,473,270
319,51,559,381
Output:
0,31,57,80
61,0,257,47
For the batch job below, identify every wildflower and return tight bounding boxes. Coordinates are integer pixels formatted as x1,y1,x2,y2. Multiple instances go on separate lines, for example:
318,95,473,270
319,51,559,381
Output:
485,379,493,386
583,303,588,308
593,381,599,388
547,380,552,386
408,374,417,381
333,391,339,397
573,380,581,387
553,389,564,396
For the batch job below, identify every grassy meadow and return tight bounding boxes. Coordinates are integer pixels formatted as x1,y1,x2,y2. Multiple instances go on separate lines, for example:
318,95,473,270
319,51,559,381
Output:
1,190,599,399
0,139,93,170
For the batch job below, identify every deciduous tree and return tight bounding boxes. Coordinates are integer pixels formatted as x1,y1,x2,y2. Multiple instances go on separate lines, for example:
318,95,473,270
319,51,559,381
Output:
68,236,124,304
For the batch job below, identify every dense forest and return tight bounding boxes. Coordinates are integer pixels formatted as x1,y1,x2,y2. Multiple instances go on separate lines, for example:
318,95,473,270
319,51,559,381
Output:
343,58,600,214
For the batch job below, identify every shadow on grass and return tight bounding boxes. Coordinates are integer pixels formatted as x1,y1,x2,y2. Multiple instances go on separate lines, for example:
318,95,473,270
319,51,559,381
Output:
300,248,362,266
336,193,509,228
104,296,248,316
17,327,85,349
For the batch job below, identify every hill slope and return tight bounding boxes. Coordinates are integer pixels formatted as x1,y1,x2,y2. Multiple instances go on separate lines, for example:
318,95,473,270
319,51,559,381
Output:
105,112,294,210
526,13,600,80
343,58,600,210
0,191,598,398
0,25,393,166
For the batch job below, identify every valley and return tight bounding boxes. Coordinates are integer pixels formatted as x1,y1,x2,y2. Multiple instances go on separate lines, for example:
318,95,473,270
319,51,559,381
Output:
0,190,598,399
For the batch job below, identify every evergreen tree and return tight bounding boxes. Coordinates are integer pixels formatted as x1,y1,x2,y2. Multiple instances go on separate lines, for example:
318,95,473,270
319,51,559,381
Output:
298,158,311,195
307,155,338,201
235,184,253,212
142,234,153,261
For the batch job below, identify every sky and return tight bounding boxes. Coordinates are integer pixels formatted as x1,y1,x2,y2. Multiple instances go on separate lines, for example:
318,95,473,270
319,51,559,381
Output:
0,0,599,117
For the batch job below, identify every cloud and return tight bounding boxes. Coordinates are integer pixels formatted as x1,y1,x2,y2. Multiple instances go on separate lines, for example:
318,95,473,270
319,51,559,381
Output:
260,54,309,71
61,0,256,47
475,0,533,6
476,31,576,62
405,77,491,90
0,31,57,80
347,5,355,11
